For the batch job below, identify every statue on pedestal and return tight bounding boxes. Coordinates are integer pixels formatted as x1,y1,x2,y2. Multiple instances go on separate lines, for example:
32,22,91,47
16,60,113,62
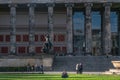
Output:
42,34,52,54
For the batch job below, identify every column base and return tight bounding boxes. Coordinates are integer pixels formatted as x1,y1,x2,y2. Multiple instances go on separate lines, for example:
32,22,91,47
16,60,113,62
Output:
10,52,16,55
29,52,35,56
84,52,92,56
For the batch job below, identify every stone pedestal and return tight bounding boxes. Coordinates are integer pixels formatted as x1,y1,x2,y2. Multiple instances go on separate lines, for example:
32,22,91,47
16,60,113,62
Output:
105,69,120,75
112,61,120,69
104,61,120,75
42,54,54,70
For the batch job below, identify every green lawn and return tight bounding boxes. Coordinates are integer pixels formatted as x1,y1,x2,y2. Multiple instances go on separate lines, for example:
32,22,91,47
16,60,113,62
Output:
0,73,120,80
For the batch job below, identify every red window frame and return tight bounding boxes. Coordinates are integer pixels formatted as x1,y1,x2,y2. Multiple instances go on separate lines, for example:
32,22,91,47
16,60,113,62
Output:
35,35,38,42
40,34,46,41
54,34,57,42
23,35,29,42
16,35,21,42
1,47,9,54
0,35,4,42
54,46,61,52
5,35,10,42
58,34,65,42
18,46,26,54
35,47,42,53
62,46,67,53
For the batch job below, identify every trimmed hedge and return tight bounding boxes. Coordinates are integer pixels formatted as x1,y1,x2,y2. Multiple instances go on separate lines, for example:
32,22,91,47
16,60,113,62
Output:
0,67,27,72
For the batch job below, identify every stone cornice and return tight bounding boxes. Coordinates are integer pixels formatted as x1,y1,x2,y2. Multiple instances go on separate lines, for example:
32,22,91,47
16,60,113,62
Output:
0,0,120,4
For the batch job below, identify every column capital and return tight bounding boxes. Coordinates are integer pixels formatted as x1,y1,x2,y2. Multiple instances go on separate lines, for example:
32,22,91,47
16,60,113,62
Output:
27,3,36,7
84,3,93,7
8,3,17,8
46,3,55,7
65,3,74,7
103,3,112,7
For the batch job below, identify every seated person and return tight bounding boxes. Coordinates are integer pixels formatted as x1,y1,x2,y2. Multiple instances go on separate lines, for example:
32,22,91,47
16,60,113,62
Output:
61,70,68,78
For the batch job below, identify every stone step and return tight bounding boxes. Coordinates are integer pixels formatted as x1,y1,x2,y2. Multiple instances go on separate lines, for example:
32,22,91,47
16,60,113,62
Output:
53,56,120,72
109,69,120,73
104,69,120,75
104,71,113,75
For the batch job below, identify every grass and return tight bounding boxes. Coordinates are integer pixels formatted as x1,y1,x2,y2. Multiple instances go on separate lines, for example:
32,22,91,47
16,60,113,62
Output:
0,73,120,80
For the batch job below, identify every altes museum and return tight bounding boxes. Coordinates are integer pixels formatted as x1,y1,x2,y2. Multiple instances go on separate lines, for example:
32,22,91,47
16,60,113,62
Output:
0,0,120,56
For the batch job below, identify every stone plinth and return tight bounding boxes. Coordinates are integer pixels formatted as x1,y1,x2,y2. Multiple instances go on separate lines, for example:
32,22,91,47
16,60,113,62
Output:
112,61,120,69
104,69,120,75
104,61,120,75
42,54,54,70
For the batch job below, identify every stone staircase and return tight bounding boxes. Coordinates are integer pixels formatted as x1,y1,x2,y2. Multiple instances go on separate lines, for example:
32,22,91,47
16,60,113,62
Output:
53,56,120,72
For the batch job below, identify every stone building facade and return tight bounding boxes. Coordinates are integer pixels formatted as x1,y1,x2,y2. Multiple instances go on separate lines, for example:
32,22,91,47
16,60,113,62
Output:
0,0,120,56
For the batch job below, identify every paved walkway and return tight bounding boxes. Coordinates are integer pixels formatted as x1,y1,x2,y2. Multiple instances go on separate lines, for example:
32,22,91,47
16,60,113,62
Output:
0,71,104,74
46,71,103,74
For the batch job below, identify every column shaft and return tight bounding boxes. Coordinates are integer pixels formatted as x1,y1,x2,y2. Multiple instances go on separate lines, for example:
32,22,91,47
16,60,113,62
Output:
47,3,54,44
84,3,92,55
66,3,74,54
9,4,17,55
28,4,35,55
102,3,112,55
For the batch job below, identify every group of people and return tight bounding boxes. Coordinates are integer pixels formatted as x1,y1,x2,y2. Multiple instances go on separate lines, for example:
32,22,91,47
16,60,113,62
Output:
61,63,83,78
27,64,44,74
76,63,83,74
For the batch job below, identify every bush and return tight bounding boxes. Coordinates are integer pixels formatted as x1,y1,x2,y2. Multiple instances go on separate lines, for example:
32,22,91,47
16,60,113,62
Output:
0,67,26,72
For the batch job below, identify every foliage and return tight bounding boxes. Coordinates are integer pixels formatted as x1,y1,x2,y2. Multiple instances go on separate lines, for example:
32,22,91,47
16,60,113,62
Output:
0,67,26,72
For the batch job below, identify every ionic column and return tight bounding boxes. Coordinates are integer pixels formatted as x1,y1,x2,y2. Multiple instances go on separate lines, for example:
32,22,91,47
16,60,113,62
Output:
84,3,93,55
102,3,112,55
65,3,74,54
9,4,17,55
47,3,55,44
117,11,120,55
28,4,36,55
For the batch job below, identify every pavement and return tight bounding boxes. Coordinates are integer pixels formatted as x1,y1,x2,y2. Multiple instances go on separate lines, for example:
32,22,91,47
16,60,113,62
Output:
45,71,103,74
0,71,104,74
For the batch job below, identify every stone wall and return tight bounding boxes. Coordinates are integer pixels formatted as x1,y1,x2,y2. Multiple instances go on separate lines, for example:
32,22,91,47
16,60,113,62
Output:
0,58,42,67
0,55,54,70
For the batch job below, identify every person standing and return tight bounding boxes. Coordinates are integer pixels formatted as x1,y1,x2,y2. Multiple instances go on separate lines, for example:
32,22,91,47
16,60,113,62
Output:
27,63,30,72
34,64,38,72
79,63,83,74
40,64,44,74
76,63,79,74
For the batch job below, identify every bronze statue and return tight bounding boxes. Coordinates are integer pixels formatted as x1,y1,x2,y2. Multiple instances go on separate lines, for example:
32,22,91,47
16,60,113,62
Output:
42,34,52,54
